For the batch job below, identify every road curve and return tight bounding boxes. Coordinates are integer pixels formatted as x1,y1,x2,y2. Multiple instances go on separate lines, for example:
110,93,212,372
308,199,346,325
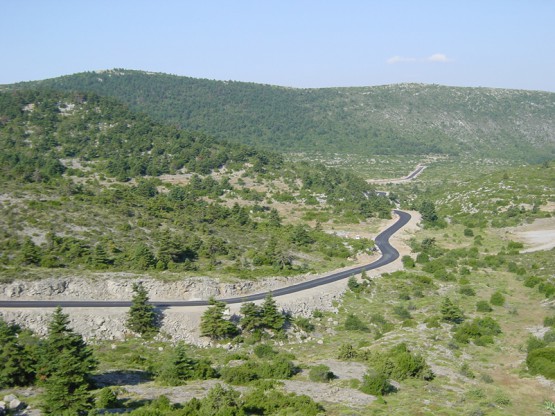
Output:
0,210,411,309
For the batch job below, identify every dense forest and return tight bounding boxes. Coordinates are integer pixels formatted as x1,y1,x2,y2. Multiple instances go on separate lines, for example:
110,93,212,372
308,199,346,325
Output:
5,69,555,161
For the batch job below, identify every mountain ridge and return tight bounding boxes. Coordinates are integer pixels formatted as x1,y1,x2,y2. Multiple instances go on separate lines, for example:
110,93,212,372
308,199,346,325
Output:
4,68,555,161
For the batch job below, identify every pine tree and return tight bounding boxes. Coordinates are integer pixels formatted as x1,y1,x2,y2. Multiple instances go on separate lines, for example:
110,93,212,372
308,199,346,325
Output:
200,298,238,340
261,293,285,331
440,297,465,324
156,342,196,386
0,318,35,388
239,302,263,332
126,282,159,337
39,307,97,415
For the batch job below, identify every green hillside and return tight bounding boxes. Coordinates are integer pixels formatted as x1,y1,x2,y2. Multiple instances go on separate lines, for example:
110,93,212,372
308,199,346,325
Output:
6,69,555,161
0,89,390,279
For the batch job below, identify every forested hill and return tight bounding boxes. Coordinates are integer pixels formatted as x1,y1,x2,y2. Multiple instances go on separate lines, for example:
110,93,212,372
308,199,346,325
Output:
0,89,391,278
6,69,555,161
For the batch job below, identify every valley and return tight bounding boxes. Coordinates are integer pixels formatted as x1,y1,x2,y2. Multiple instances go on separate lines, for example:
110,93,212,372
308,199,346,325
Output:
0,74,554,415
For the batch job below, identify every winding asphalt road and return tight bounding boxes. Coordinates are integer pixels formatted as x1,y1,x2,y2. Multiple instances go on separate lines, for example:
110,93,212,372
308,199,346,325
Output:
0,210,411,309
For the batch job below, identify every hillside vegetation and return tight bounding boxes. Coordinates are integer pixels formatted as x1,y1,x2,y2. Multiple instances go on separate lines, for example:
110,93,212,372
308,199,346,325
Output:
6,69,555,161
0,89,391,279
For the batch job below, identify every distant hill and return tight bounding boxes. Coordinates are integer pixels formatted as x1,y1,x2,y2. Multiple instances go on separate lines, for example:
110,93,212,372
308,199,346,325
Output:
5,69,555,161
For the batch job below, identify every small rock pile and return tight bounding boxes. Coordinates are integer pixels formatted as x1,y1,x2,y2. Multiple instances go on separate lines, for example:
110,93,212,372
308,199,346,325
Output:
0,394,26,415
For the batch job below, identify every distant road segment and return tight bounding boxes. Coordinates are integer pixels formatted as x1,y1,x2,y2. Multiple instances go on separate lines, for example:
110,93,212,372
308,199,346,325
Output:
0,210,411,309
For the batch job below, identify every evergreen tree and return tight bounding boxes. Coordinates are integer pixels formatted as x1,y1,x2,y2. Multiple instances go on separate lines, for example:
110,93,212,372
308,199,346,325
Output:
239,302,263,332
17,236,42,266
440,297,465,324
156,342,196,386
39,307,97,415
126,282,159,337
419,200,439,224
0,318,35,388
261,293,285,331
200,298,238,340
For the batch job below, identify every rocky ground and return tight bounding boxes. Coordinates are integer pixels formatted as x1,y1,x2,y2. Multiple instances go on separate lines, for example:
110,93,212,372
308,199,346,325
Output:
0,212,420,345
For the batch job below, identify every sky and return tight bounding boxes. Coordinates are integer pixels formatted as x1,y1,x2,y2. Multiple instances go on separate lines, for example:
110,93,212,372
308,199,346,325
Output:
2,1,555,92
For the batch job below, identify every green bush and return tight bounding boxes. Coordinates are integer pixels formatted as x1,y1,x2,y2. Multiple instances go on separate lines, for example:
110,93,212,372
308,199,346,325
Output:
344,313,369,331
243,386,323,415
402,255,415,268
490,291,505,306
253,344,277,359
527,336,548,353
459,286,476,296
476,300,493,312
96,387,119,409
308,364,335,383
294,317,315,332
454,317,502,344
393,305,412,320
524,276,543,288
360,369,394,396
220,362,259,385
347,276,362,293
526,347,555,379
337,343,358,360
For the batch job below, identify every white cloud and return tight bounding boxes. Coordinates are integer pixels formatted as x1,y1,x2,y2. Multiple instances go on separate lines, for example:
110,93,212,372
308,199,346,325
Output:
427,53,451,62
387,53,452,64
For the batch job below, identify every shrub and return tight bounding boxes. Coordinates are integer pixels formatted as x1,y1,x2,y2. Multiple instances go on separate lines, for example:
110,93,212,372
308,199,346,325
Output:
524,276,543,288
308,364,335,383
294,317,315,332
393,305,412,320
254,344,277,359
347,276,362,293
459,286,476,296
344,313,368,331
460,363,475,379
527,336,548,353
96,387,119,409
402,255,415,268
337,343,358,360
312,309,324,319
243,386,323,415
464,228,474,237
539,283,555,298
454,317,502,344
360,369,394,396
220,362,259,385
476,300,493,312
490,291,505,306
526,347,555,379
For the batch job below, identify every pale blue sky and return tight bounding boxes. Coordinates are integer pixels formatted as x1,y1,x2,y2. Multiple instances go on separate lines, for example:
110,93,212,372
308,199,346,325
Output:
3,0,555,91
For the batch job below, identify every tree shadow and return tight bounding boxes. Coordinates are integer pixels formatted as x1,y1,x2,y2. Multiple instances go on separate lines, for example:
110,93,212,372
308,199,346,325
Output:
92,370,152,387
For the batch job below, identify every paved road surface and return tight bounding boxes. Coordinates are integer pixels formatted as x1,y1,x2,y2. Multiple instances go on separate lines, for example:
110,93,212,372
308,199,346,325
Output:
0,210,411,309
